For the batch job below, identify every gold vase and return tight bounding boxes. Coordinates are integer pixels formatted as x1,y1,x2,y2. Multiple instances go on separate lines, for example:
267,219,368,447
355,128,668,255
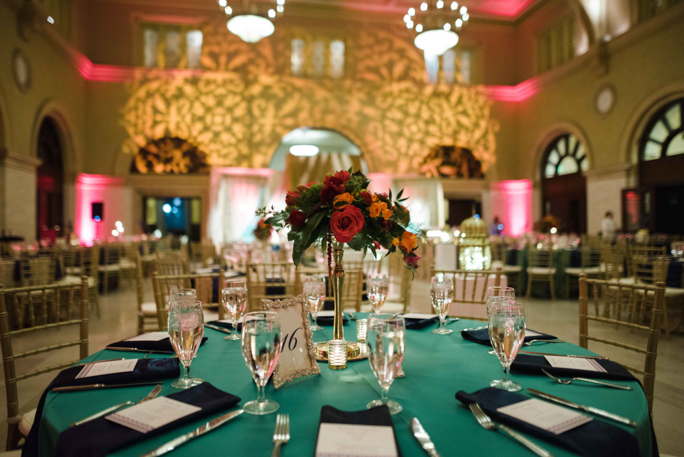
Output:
331,242,345,341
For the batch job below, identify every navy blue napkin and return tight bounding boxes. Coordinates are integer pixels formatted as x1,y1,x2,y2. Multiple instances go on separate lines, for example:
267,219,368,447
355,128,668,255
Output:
317,313,351,326
462,328,557,346
318,405,403,457
207,320,242,332
455,387,640,457
55,382,241,457
404,315,439,329
511,354,637,381
108,335,208,352
22,358,180,457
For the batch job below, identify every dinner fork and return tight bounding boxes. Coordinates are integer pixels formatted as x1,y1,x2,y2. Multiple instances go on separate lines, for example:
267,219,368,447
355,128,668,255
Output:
468,403,554,457
541,369,632,390
271,413,290,457
523,340,564,346
70,384,163,427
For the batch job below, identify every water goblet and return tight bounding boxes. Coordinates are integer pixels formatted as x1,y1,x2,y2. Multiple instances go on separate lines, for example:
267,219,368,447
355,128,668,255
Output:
221,280,248,340
167,288,196,311
488,301,526,392
430,275,454,335
369,275,389,314
303,276,326,331
168,299,204,389
366,314,405,415
486,286,515,354
241,311,282,415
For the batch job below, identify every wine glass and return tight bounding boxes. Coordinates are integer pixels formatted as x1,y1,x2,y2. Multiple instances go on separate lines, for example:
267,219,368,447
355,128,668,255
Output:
221,280,248,340
241,311,282,415
168,288,196,311
486,286,514,355
303,276,326,331
366,314,405,415
430,275,454,335
369,275,389,314
168,300,204,389
488,301,525,392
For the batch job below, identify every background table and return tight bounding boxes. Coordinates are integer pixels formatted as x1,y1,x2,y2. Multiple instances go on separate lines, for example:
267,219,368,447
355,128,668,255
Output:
36,317,653,457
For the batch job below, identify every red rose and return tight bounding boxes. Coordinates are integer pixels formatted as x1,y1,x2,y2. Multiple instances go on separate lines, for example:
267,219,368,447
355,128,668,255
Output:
333,170,351,183
320,175,346,204
360,191,373,206
404,255,421,268
288,210,306,226
373,240,381,251
330,205,365,243
285,191,300,207
377,192,389,201
379,219,393,231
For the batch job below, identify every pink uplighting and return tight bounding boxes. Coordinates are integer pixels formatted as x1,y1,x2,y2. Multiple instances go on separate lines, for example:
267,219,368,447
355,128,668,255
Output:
485,79,539,102
75,174,126,245
473,0,536,18
491,180,532,236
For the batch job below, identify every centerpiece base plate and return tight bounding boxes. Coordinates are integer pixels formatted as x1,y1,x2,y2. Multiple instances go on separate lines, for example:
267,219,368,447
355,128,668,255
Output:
315,341,367,362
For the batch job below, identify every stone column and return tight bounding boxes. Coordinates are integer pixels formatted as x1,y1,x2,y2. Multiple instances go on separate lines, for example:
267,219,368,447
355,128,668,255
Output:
0,149,41,242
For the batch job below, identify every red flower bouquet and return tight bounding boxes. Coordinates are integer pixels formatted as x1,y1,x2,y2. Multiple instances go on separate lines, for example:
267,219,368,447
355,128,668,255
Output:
253,218,273,241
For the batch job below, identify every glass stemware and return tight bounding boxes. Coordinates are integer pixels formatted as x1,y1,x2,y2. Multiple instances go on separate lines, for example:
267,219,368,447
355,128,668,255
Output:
168,299,204,389
486,286,515,355
168,288,196,311
241,311,282,415
221,281,248,340
366,314,405,415
430,275,454,335
303,276,326,331
488,301,525,392
369,275,389,314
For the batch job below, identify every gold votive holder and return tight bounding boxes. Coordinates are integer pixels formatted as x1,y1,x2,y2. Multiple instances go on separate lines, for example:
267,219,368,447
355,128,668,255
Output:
356,319,368,343
327,339,347,370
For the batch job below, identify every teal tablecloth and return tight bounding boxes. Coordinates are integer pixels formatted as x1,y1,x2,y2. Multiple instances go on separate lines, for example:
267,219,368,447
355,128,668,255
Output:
36,317,653,457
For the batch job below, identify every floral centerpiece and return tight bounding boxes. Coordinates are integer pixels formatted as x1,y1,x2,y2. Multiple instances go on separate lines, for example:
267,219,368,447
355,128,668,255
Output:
534,215,560,234
253,218,273,241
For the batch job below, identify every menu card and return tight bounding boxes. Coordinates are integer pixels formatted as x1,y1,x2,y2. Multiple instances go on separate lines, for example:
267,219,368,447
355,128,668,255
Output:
402,313,438,320
497,399,593,434
316,311,336,317
545,356,607,372
125,332,169,342
76,359,138,379
106,397,201,433
316,423,397,457
524,330,541,337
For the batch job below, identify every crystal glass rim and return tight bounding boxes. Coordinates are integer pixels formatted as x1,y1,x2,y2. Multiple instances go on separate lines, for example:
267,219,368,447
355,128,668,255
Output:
489,301,524,314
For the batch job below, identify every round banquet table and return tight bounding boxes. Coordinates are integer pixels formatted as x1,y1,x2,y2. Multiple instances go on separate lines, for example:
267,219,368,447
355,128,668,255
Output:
36,317,654,457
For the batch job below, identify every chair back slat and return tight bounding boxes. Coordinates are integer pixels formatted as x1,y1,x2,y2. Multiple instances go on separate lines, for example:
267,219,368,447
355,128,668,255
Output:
246,262,296,312
431,268,502,321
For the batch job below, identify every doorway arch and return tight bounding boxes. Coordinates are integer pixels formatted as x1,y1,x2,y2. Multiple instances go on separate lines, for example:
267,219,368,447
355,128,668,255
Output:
36,117,65,241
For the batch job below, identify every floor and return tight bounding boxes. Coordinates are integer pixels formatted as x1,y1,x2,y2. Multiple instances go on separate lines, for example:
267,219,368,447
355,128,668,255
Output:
1,278,683,455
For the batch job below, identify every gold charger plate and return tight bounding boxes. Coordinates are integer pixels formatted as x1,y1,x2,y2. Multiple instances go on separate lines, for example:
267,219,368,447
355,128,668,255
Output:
315,341,368,362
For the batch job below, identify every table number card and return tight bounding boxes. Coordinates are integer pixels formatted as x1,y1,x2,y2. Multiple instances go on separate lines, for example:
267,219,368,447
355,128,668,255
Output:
125,332,169,342
316,423,398,457
497,399,592,434
76,359,138,379
402,313,438,320
262,294,320,389
545,356,607,372
106,397,201,433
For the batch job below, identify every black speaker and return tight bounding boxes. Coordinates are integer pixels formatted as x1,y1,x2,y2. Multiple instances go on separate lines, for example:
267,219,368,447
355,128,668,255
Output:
91,202,103,222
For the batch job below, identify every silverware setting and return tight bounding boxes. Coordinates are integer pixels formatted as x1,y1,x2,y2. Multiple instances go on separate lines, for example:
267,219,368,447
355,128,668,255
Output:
458,326,488,332
411,417,441,457
271,413,290,457
468,403,554,457
204,323,232,335
70,384,163,427
105,347,176,355
523,340,564,346
528,389,637,427
53,381,161,393
75,358,126,366
541,369,632,391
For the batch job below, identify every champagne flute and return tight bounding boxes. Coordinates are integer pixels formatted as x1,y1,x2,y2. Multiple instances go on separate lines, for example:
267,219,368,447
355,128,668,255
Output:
366,314,405,415
369,275,389,314
241,311,282,415
430,275,454,335
221,281,248,340
488,301,525,392
304,276,326,331
168,300,204,389
486,286,515,355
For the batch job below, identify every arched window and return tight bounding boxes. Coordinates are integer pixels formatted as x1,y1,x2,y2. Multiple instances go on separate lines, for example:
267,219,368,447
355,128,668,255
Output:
640,98,684,161
36,117,64,240
542,134,589,179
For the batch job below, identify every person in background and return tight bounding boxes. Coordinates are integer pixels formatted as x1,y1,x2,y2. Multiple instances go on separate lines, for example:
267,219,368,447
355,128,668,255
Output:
601,211,616,239
490,216,504,236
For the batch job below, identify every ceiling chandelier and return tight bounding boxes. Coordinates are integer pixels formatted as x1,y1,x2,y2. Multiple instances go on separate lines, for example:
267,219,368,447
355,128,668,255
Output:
218,0,285,43
404,1,469,56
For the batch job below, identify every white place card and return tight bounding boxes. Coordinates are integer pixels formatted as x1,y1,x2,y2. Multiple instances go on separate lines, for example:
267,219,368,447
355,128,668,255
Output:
218,317,243,324
76,359,138,379
316,310,336,317
316,423,397,457
545,356,607,372
524,330,542,337
125,332,169,342
402,313,438,320
106,397,201,433
497,399,592,435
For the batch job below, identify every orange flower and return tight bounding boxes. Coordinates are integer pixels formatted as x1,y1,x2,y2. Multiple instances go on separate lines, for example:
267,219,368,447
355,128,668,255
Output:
382,208,392,220
392,237,400,247
369,201,387,218
371,194,380,203
400,231,418,252
333,192,354,210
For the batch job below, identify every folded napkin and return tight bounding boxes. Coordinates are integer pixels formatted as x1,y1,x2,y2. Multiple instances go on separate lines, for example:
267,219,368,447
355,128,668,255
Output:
511,354,637,382
317,312,351,326
318,405,403,457
455,387,640,457
55,382,241,457
403,315,439,330
462,328,557,346
22,358,180,457
108,335,208,352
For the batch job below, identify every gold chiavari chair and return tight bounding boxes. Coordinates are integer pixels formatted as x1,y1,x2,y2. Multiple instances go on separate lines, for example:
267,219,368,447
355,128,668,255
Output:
338,261,364,313
119,242,138,285
246,262,296,312
431,268,502,321
564,247,603,296
55,246,100,318
136,252,159,334
0,259,16,288
0,278,89,450
579,274,664,413
99,242,122,293
385,255,413,313
154,251,190,277
526,247,556,300
19,254,55,287
490,241,523,291
152,270,226,330
140,240,156,276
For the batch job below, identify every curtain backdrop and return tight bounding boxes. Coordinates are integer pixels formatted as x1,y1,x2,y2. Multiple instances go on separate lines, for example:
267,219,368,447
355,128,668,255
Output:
393,177,445,229
286,152,365,188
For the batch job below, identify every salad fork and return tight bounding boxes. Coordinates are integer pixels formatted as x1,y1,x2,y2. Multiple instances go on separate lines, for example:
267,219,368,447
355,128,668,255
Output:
70,384,163,427
542,369,632,390
271,413,290,457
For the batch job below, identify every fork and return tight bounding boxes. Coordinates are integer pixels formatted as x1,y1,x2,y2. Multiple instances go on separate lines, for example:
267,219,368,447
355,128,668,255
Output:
70,384,163,427
541,369,632,390
271,413,290,457
468,403,554,457
523,340,564,346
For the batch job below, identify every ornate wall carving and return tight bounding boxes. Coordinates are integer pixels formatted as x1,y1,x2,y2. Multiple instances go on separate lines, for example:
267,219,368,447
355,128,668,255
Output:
131,137,209,174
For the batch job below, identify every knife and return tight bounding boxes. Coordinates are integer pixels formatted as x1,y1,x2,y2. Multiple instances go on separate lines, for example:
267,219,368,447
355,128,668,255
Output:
528,389,637,427
53,381,161,392
521,351,608,360
105,347,176,354
204,323,231,335
458,326,488,332
411,417,441,457
140,409,244,457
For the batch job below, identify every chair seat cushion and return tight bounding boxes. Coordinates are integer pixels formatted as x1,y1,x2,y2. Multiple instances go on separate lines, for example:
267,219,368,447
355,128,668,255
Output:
665,287,684,297
120,259,136,270
56,275,96,287
565,266,602,275
527,267,557,275
64,266,81,275
18,407,36,436
618,277,636,285
100,264,121,272
503,265,522,273
141,302,157,316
